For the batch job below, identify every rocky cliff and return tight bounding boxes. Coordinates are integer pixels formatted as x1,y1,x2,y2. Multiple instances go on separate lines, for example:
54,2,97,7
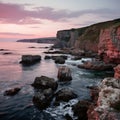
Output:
55,18,120,64
87,64,120,120
98,25,120,64
17,37,56,44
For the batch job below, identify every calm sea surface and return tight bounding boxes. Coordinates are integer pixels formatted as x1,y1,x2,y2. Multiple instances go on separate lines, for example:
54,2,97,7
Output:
0,42,113,120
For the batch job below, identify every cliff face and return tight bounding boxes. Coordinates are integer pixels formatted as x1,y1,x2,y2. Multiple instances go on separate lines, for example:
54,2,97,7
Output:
56,18,120,64
17,37,56,44
57,29,79,47
98,26,120,64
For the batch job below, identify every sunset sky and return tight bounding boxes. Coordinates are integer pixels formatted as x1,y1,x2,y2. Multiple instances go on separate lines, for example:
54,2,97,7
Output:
0,0,120,41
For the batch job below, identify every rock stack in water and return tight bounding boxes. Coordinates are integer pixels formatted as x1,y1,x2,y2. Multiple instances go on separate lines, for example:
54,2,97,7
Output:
20,55,41,65
4,87,21,96
32,76,58,110
57,66,72,81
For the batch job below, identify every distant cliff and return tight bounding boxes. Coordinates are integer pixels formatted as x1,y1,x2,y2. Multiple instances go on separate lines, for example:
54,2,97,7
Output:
17,37,56,44
55,18,120,64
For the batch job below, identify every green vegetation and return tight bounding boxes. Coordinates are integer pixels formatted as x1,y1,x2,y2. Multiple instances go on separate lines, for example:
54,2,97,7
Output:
75,18,120,43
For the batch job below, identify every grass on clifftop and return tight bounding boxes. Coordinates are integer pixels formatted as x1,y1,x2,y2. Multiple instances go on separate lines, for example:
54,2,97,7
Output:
76,18,120,43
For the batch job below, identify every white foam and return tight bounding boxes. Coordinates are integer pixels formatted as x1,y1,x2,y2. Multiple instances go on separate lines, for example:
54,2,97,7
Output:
45,99,78,119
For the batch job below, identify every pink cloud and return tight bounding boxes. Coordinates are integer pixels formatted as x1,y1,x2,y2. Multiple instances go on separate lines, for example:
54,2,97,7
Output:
0,2,119,25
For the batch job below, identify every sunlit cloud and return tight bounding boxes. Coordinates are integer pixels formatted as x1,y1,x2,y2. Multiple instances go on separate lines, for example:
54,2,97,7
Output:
0,1,119,40
0,2,119,25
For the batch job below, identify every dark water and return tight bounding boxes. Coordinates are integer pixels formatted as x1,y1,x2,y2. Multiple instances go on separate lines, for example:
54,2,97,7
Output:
0,42,113,120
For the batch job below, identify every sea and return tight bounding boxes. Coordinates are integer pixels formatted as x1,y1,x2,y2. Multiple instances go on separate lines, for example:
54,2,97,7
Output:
0,42,114,120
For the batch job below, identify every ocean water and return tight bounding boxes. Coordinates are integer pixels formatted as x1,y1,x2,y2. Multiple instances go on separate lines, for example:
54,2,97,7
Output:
0,42,113,120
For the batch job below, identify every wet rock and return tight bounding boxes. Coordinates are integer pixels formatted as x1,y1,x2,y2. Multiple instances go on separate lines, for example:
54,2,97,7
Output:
72,56,82,60
87,86,99,103
33,88,54,110
20,55,41,65
87,77,120,120
51,55,67,60
32,76,58,90
97,77,120,109
72,100,91,120
4,87,21,96
32,76,58,110
57,66,72,81
3,52,13,55
55,88,77,102
28,46,36,48
44,50,63,54
54,56,65,64
64,113,73,120
114,64,120,79
44,55,51,59
78,60,115,71
0,49,8,51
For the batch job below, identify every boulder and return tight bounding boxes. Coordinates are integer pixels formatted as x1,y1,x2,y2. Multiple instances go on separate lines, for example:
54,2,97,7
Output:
0,49,8,51
57,66,72,81
32,76,58,109
55,88,77,102
4,87,21,96
44,55,51,59
32,76,58,90
20,55,41,65
28,46,36,48
3,52,13,55
64,113,73,120
114,64,120,79
87,86,99,103
87,77,120,120
54,56,65,64
51,55,67,64
44,50,63,54
72,100,91,120
72,56,82,60
51,55,67,60
78,60,115,71
33,88,54,110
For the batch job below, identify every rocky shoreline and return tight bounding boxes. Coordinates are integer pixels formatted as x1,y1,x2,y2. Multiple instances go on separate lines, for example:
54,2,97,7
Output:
3,47,120,120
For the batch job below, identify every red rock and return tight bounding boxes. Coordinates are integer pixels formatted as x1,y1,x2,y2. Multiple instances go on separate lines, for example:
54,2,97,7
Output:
89,86,99,103
114,64,120,79
98,26,120,64
78,60,114,71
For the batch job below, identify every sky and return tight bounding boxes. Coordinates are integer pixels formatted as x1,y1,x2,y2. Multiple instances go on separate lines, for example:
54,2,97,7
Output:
0,0,120,41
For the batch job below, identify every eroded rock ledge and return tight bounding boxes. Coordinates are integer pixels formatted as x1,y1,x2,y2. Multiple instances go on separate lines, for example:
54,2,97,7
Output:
87,64,120,120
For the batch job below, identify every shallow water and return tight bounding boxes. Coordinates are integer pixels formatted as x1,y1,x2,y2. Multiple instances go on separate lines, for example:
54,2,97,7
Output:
0,42,113,120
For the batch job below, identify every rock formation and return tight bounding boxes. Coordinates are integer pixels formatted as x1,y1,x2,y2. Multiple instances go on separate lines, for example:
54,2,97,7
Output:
54,18,120,64
114,64,120,79
17,37,56,44
57,66,72,81
32,76,58,110
20,55,41,66
32,76,58,90
55,88,77,103
4,87,21,96
98,26,120,64
72,64,120,120
78,60,115,71
72,100,91,120
87,77,120,120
